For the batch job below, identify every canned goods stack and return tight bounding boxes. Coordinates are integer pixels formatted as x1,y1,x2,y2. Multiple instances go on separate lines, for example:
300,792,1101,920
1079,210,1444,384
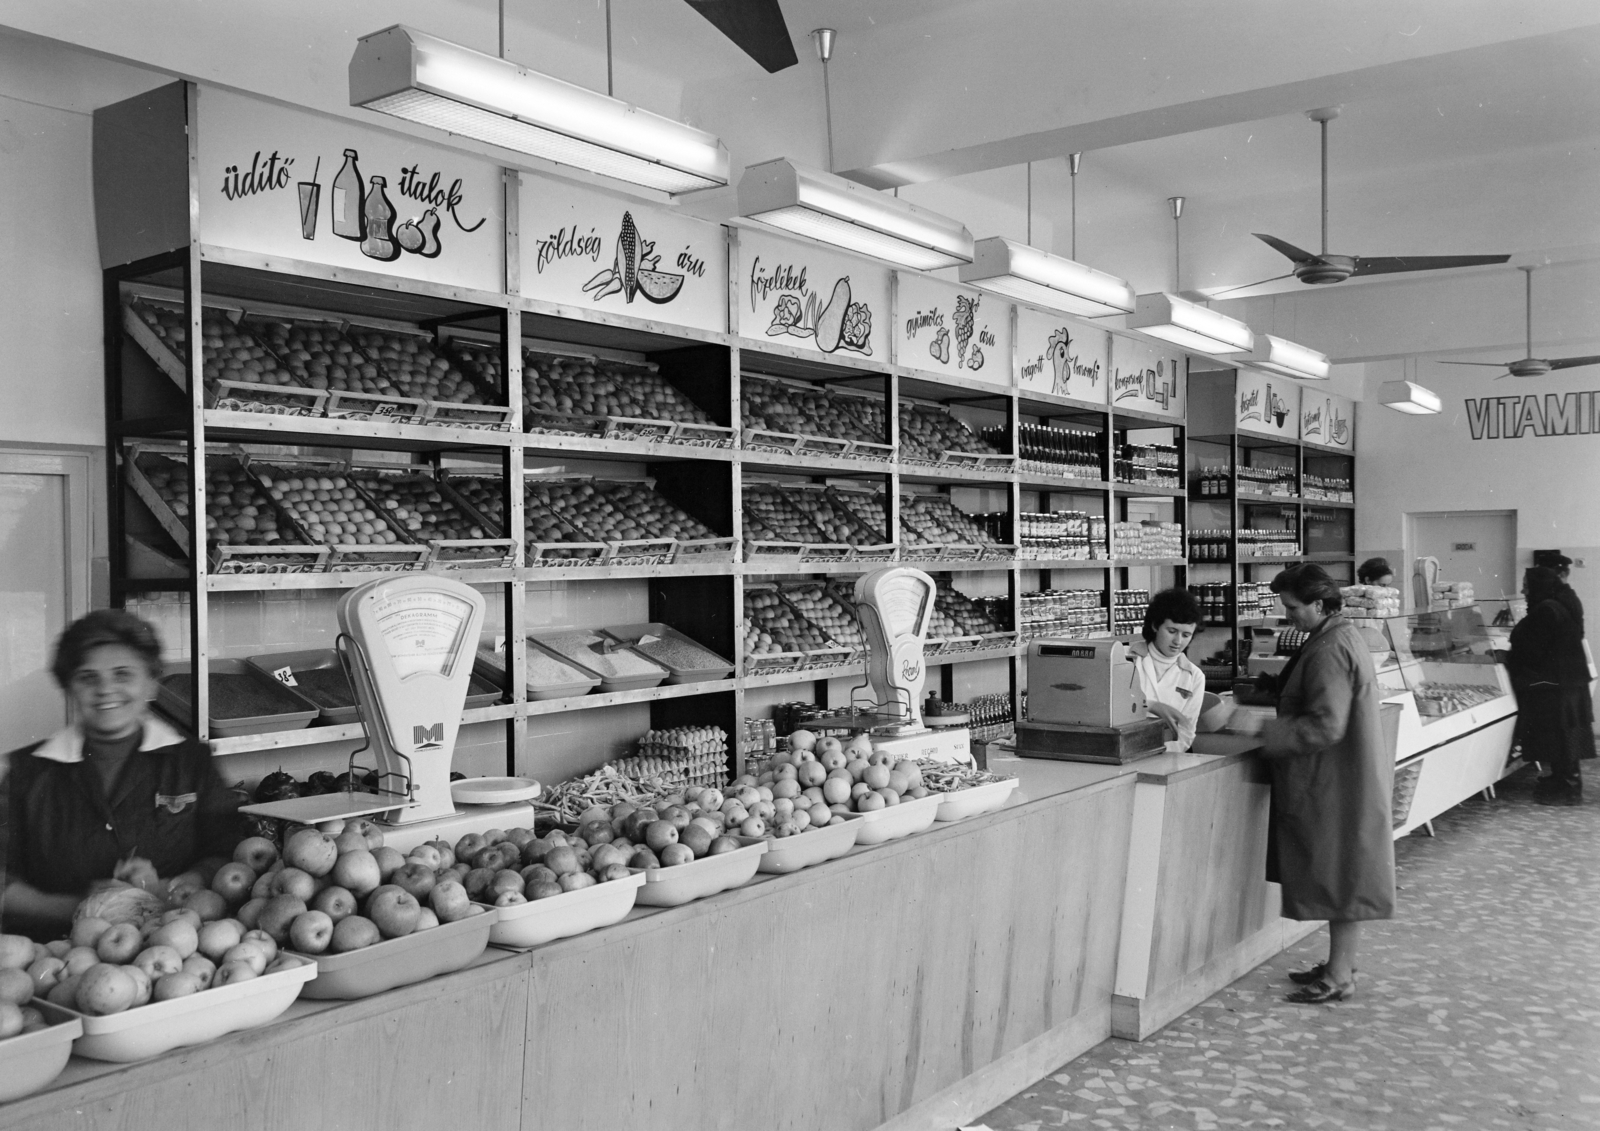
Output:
1112,588,1151,636
1015,511,1109,560
1114,520,1183,561
1019,587,1106,639
1114,442,1181,489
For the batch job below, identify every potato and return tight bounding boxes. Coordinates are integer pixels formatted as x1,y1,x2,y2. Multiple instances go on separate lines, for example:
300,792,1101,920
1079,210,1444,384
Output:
522,353,711,427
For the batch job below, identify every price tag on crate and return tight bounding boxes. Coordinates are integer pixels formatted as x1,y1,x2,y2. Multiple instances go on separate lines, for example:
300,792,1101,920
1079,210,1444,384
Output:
272,665,299,687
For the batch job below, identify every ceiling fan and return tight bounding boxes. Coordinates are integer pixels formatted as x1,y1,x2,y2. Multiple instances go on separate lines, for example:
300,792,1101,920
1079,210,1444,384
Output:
1438,266,1600,378
683,0,798,72
1217,107,1509,295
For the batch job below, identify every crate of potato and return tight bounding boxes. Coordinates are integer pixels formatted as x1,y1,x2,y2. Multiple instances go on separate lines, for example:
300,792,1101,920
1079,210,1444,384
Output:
526,478,676,565
829,388,896,466
122,295,328,417
740,376,854,460
350,470,516,570
595,480,737,564
900,493,1003,562
517,482,608,568
741,483,853,565
127,446,328,575
930,583,1016,655
248,316,427,424
822,485,896,561
779,582,865,662
250,463,429,572
743,585,851,674
899,402,1012,472
791,485,895,562
522,346,732,449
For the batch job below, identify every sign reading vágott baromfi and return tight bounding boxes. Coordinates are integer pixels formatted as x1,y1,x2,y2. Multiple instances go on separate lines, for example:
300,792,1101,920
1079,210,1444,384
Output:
1465,391,1600,439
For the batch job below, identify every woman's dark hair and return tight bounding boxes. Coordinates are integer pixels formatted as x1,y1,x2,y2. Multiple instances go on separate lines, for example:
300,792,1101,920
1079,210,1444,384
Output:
1270,563,1344,613
1142,588,1204,643
1356,557,1393,585
51,609,164,689
1524,566,1564,607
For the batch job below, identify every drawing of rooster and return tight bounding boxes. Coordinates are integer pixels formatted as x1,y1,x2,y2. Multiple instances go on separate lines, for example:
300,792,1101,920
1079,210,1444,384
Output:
1047,328,1072,394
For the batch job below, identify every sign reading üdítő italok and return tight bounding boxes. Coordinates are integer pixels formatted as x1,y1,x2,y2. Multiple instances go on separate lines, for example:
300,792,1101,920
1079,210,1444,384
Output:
197,88,501,293
736,228,889,361
1015,305,1109,404
897,272,1009,386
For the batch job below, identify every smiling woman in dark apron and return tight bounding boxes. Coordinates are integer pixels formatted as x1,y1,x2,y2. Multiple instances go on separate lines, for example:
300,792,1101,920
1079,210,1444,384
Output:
2,610,242,937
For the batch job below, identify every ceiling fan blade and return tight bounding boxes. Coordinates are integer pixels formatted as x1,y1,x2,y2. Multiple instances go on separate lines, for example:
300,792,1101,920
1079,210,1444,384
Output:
1207,272,1298,299
1435,361,1514,367
1349,254,1510,278
1253,233,1319,265
1547,355,1600,371
682,0,799,72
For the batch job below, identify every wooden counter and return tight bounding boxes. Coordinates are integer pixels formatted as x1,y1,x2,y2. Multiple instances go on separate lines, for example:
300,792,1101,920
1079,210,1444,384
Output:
4,741,1313,1131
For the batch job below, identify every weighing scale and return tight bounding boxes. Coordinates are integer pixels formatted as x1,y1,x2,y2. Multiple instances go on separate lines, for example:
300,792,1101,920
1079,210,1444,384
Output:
239,574,538,853
798,566,972,764
1015,639,1167,764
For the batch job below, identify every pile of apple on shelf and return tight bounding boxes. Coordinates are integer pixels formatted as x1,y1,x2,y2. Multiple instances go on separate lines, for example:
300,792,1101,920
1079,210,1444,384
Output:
760,730,931,816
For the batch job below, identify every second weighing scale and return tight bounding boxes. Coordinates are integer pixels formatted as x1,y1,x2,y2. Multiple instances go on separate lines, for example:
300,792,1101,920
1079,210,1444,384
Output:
800,566,972,764
240,574,538,852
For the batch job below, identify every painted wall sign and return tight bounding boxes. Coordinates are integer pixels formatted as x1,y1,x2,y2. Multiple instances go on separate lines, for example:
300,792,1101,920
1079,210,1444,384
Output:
1299,389,1354,450
1234,368,1300,439
196,88,502,293
519,175,727,334
1108,334,1184,419
1465,390,1600,440
1015,305,1109,405
896,273,1010,386
736,228,890,361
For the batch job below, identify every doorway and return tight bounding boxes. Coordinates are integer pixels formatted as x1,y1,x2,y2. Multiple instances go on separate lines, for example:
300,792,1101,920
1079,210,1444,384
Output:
0,450,93,754
1406,510,1517,602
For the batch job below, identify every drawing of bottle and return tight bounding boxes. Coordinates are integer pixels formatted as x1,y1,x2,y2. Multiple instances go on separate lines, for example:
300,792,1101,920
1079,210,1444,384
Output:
330,149,364,240
359,176,400,261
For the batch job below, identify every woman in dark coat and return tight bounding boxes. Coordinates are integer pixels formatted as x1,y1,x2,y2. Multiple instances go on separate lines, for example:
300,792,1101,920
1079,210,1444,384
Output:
1247,564,1394,1003
1507,566,1591,804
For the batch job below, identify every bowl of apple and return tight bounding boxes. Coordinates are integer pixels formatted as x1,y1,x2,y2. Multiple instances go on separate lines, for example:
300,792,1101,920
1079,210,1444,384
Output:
0,993,82,1101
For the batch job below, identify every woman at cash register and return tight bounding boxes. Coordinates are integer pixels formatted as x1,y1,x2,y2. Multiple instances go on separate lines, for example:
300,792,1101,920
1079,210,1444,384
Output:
1131,588,1207,754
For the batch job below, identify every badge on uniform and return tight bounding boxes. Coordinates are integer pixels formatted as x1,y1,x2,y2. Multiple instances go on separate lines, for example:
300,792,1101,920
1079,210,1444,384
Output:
1175,686,1193,699
155,792,197,814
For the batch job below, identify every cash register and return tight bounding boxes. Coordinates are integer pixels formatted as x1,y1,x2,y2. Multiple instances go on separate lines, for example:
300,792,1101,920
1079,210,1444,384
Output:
1015,639,1168,764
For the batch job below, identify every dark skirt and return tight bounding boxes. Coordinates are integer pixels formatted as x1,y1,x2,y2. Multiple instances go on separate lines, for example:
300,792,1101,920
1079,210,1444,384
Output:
1519,685,1594,785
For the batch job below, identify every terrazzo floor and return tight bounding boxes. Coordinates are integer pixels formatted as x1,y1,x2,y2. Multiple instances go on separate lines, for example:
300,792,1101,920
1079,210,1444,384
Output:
971,765,1600,1131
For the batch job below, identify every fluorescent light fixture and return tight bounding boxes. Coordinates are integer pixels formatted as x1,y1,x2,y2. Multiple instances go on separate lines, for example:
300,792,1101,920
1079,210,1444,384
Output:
349,25,729,195
1378,380,1441,415
738,158,974,270
958,237,1135,317
1129,292,1255,355
1245,334,1331,381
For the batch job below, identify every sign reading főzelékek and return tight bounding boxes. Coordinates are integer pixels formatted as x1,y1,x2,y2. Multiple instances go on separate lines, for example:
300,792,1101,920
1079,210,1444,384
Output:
1015,305,1109,404
196,88,502,293
896,273,1009,385
1108,335,1184,419
736,228,890,361
1234,368,1300,439
519,176,726,335
1465,390,1600,440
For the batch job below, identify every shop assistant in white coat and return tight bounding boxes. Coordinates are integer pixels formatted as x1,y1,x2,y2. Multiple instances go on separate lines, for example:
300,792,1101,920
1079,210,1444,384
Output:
1129,589,1207,753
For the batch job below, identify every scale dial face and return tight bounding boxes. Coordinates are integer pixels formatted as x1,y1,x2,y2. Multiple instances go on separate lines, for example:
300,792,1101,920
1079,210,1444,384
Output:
869,573,932,638
371,588,475,679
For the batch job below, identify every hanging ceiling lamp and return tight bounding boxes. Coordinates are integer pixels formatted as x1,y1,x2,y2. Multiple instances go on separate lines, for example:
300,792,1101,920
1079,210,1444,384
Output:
1128,196,1255,354
1379,380,1441,415
1244,334,1330,381
349,25,730,195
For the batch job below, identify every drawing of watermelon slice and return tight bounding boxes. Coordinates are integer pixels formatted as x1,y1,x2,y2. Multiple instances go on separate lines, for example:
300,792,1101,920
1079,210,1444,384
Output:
637,269,685,303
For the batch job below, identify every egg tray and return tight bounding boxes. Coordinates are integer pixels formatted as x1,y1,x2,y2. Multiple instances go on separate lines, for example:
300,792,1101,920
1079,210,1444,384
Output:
125,444,333,576
244,460,431,573
349,469,517,570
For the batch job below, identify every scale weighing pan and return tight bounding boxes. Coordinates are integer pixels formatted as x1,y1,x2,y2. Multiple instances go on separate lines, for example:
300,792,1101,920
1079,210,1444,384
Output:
239,790,415,823
451,776,542,805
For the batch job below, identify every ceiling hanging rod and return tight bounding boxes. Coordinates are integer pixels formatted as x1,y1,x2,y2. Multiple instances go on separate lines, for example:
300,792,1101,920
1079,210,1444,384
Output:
1069,152,1081,260
1522,265,1534,357
498,0,505,58
1169,195,1185,292
1025,161,1032,246
605,0,614,96
813,29,836,172
1306,106,1340,256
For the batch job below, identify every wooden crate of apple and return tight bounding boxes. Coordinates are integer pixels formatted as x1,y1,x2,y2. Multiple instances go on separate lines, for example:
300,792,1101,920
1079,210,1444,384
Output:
523,353,714,425
743,588,832,657
138,453,292,549
356,473,490,541
898,403,1001,462
348,329,485,404
772,730,930,816
782,583,864,650
742,485,826,544
741,378,883,444
255,467,406,547
250,319,379,395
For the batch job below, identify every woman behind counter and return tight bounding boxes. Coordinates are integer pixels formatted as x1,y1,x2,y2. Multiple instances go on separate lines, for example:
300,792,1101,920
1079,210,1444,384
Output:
1244,564,1394,1004
1131,588,1207,754
3,610,241,935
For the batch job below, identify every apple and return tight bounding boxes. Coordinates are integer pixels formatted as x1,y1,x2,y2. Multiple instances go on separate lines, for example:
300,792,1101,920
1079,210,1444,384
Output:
220,943,268,976
76,964,137,1016
0,935,34,971
283,829,338,878
205,860,254,908
487,870,524,899
149,919,199,959
257,895,308,944
26,956,65,995
0,968,33,1007
404,844,442,871
196,919,244,962
250,870,276,901
707,836,741,855
43,940,71,959
165,872,205,904
242,929,278,960
462,867,496,900
122,964,152,1006
697,788,725,812
331,849,382,897
63,946,100,978
348,818,384,849
152,972,203,1001
237,898,267,930
658,843,694,867
414,908,439,931
372,846,407,881
95,922,143,965
366,885,421,939
503,828,538,854
428,880,471,924
233,836,278,873
270,867,316,902
70,917,112,950
628,847,660,870
133,945,183,980
265,955,305,975
331,915,380,952
422,840,455,870
180,954,216,989
644,820,679,851
213,961,258,987
180,888,229,923
311,885,357,923
454,833,487,863
518,839,551,866
46,973,83,1008
288,911,334,955
390,862,437,901
332,828,367,855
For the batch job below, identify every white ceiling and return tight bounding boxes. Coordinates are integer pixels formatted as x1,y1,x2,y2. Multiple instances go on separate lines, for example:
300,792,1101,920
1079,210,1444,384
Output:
2,0,1597,370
